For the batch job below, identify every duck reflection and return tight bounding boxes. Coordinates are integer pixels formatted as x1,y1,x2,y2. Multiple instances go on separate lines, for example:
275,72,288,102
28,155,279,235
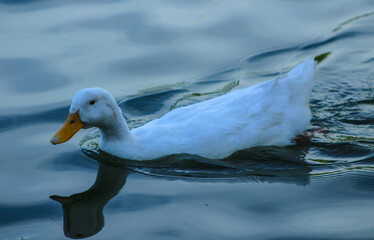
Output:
50,145,312,239
50,161,128,239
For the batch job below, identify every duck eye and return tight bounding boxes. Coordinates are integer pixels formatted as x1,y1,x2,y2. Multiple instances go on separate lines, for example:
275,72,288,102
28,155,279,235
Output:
89,100,96,105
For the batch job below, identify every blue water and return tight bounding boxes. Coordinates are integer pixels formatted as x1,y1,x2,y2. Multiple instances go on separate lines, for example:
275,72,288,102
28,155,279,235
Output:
1,0,374,239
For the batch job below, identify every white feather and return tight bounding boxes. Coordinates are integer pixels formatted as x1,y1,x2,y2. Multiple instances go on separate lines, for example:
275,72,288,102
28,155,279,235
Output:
68,58,317,160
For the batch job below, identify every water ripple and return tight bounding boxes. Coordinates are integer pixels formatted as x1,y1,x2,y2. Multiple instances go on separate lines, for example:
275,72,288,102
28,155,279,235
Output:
0,105,69,132
0,58,71,93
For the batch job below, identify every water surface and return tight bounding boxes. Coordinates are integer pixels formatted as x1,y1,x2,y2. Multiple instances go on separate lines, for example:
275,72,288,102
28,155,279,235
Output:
1,0,374,239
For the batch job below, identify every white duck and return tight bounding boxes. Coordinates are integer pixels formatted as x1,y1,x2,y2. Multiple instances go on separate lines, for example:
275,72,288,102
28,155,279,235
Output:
51,58,316,160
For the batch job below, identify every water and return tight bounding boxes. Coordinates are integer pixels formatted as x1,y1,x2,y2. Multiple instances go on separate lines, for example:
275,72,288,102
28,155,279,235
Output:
1,0,374,239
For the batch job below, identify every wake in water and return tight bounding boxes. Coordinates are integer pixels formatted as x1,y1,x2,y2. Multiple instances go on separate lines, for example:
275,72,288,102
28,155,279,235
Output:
76,51,374,181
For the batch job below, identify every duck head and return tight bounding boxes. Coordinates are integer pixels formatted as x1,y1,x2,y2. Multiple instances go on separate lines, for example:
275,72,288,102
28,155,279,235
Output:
50,88,119,144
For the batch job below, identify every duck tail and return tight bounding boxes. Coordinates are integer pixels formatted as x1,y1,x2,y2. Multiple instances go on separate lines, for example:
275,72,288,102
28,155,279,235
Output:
287,58,316,83
282,58,317,104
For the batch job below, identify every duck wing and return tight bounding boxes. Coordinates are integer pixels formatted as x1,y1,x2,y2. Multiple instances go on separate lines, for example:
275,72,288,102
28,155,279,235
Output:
132,59,316,159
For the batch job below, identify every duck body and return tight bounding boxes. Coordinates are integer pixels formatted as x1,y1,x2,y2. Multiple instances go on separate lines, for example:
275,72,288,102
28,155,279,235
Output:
51,58,316,160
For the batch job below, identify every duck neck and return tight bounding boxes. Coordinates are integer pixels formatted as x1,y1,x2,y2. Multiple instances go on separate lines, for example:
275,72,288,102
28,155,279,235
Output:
99,107,133,144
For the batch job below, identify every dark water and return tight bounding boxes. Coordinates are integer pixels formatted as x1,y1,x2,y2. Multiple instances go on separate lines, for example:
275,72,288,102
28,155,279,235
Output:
1,0,374,239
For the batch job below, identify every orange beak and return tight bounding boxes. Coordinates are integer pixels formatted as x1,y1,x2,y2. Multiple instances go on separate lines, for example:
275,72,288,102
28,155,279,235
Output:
50,111,85,145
